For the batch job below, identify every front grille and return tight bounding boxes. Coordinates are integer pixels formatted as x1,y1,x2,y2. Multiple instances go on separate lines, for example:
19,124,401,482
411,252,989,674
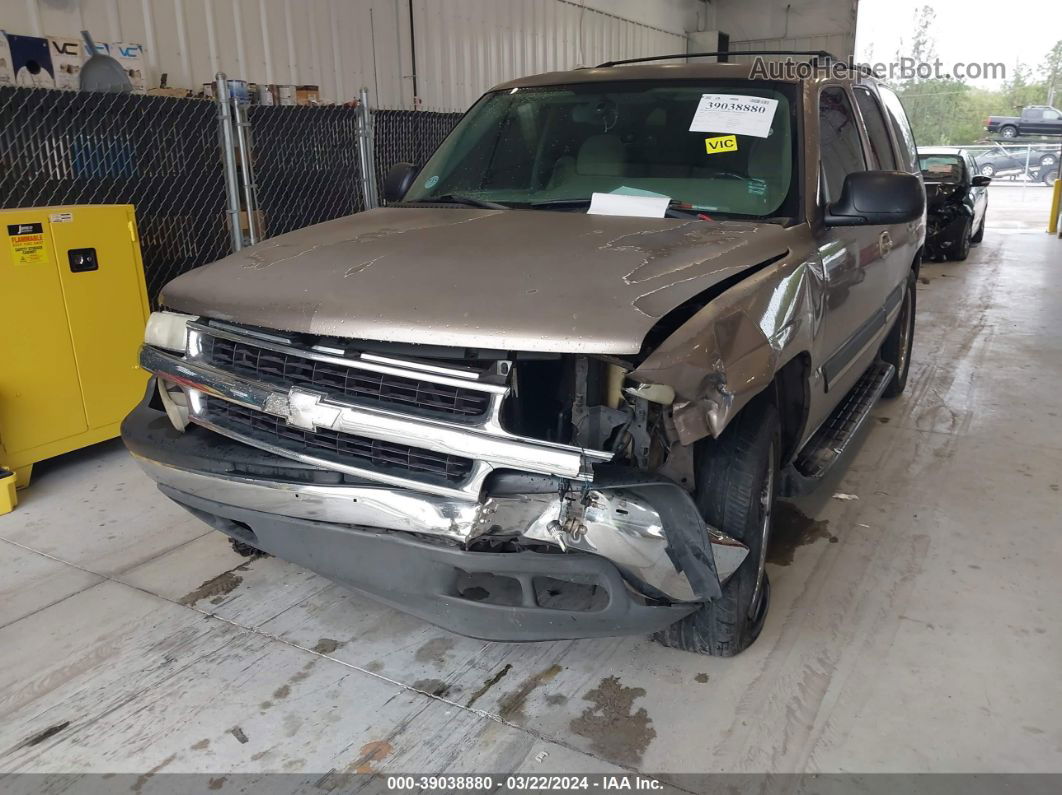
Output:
204,398,475,484
204,335,490,419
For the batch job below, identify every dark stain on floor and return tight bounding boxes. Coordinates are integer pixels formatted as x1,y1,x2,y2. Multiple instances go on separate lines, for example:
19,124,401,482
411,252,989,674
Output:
20,721,70,748
465,663,513,708
208,776,226,790
767,502,837,565
413,678,451,697
273,684,290,700
569,676,656,765
546,694,569,706
229,726,249,744
415,637,455,666
497,664,563,720
695,673,710,683
179,571,243,606
312,638,344,655
190,738,210,751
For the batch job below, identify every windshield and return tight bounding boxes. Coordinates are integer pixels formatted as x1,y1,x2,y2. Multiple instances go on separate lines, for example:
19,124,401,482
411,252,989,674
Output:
918,154,964,183
403,81,797,219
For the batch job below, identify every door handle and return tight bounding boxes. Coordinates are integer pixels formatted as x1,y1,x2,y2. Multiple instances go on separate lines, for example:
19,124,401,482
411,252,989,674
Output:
68,248,98,273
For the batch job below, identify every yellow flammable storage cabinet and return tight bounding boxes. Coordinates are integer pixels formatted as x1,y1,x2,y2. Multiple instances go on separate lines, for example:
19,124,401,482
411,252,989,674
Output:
0,205,151,513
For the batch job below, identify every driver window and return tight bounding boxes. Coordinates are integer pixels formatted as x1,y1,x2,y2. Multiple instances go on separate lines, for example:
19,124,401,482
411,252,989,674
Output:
819,87,867,203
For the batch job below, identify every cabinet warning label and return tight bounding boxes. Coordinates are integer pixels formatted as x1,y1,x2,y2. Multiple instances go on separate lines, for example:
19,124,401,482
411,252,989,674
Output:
7,222,47,265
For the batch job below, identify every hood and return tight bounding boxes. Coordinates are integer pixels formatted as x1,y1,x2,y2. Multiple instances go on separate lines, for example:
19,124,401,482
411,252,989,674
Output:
161,207,791,354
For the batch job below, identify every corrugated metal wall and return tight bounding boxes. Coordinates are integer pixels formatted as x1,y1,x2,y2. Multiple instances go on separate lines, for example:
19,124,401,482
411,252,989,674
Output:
5,0,688,110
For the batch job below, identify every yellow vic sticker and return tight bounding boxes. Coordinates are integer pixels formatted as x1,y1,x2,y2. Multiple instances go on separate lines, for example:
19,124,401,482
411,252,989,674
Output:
704,135,738,155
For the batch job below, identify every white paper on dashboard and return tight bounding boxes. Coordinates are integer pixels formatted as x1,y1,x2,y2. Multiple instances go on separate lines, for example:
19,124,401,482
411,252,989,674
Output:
587,192,669,218
689,94,779,138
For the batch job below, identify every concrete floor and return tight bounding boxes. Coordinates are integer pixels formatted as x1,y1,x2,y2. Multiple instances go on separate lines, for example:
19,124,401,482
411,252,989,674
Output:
2,184,1060,778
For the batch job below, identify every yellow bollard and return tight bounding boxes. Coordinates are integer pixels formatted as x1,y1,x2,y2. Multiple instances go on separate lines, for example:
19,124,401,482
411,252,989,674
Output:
1050,177,1062,235
0,470,16,515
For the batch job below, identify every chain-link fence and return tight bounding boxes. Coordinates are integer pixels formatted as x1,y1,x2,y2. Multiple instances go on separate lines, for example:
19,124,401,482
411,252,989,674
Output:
371,109,463,198
959,142,1062,185
248,104,367,239
1,85,466,303
0,86,230,303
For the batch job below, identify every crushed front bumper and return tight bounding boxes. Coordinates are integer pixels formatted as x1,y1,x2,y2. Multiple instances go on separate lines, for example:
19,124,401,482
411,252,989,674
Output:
123,381,747,641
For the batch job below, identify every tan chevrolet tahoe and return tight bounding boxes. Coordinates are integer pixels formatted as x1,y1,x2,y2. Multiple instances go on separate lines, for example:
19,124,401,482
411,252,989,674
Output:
123,55,925,656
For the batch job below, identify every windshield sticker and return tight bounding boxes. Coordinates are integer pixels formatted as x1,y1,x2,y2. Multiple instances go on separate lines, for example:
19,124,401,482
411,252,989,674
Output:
747,178,767,197
424,175,439,189
689,94,779,138
704,134,738,155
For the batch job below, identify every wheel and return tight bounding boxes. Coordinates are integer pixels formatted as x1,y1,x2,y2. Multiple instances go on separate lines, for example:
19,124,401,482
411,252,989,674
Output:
949,217,972,261
653,398,779,656
1041,154,1057,168
1044,168,1059,186
229,537,267,558
1000,125,1018,139
980,164,995,177
881,270,916,398
971,214,985,243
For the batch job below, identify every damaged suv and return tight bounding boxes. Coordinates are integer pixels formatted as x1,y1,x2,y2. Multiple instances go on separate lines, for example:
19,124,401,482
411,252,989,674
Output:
124,57,925,656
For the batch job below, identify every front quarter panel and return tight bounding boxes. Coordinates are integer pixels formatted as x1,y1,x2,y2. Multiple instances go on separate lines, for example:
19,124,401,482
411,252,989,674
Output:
630,224,824,445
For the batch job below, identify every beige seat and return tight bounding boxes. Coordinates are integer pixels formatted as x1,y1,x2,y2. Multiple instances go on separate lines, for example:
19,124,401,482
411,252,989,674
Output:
548,134,627,190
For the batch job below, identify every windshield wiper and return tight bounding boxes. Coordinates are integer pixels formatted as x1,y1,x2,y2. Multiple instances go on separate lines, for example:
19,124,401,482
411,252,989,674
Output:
528,197,708,219
527,198,592,209
407,194,509,209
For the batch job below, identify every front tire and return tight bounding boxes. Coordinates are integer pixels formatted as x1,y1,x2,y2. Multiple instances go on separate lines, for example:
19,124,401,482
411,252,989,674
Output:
1000,125,1018,139
881,270,916,397
949,218,972,261
971,214,985,243
654,399,779,656
980,164,995,177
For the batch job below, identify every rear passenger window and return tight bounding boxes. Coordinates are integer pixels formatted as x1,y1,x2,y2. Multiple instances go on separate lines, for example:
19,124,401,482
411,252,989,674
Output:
819,87,866,202
877,86,918,173
854,88,897,170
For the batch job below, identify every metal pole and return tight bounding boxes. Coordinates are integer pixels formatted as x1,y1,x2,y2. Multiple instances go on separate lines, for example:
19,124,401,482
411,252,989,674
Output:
232,97,261,244
215,73,243,252
357,86,380,209
1023,143,1031,201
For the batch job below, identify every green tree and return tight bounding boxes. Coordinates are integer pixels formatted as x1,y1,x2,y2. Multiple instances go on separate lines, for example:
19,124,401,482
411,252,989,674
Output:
1042,40,1062,105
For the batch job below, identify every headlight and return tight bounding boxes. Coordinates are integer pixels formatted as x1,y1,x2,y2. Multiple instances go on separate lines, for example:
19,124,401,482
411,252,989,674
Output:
144,311,197,353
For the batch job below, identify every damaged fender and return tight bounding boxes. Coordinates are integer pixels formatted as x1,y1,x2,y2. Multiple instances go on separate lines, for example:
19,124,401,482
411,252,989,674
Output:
630,233,823,446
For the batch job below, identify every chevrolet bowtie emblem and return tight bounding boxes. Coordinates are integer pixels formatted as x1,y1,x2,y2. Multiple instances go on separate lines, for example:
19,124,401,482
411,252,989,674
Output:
263,387,340,431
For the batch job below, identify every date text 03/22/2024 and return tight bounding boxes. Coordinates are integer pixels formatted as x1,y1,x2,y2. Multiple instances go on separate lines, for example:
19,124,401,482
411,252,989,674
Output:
385,775,665,791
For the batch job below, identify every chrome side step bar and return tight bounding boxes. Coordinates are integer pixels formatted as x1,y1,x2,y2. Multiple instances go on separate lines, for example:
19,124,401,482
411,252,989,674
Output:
781,361,894,497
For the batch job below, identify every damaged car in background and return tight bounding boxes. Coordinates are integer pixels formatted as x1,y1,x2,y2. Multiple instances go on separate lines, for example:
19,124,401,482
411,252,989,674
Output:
918,147,989,261
124,56,925,656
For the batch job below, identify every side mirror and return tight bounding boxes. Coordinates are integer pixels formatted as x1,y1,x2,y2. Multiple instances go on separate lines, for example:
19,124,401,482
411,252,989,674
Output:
971,175,992,187
383,162,418,203
825,171,925,227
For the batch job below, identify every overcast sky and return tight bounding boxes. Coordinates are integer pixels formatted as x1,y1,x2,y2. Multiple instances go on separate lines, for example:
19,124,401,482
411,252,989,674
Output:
855,0,1062,88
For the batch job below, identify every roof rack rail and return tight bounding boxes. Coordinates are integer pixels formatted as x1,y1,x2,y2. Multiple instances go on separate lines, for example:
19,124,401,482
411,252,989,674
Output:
597,50,838,68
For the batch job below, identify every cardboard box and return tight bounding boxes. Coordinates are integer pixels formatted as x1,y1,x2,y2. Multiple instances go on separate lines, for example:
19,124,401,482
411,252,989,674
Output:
6,33,56,88
48,36,83,90
147,87,191,98
111,41,146,92
0,33,15,87
295,84,319,105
